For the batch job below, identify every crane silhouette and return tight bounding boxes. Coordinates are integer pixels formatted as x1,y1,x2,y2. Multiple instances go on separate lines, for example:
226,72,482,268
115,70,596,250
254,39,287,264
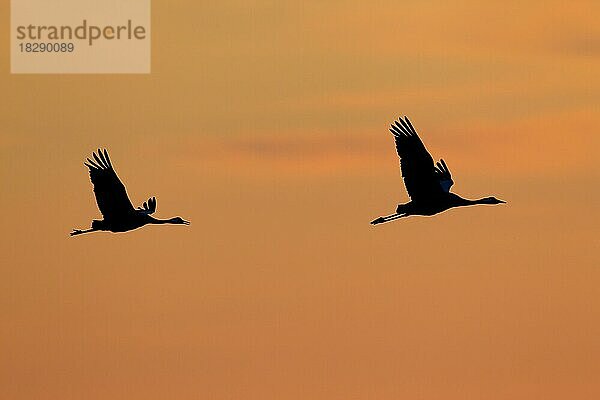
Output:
371,116,505,225
70,149,189,236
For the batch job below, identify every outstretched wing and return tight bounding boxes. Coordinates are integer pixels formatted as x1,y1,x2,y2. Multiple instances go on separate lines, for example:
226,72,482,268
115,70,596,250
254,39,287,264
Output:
434,159,454,192
137,196,157,215
84,149,135,220
389,116,449,201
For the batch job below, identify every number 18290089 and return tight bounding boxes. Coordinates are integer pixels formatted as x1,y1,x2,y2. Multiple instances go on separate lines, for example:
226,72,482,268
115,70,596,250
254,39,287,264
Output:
19,42,74,53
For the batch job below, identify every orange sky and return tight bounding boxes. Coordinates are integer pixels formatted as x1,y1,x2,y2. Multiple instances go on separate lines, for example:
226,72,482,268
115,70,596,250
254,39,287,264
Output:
1,1,599,399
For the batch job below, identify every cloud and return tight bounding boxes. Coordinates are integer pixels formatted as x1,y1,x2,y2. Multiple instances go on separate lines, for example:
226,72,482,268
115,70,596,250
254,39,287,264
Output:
557,35,600,57
141,104,598,183
164,129,391,178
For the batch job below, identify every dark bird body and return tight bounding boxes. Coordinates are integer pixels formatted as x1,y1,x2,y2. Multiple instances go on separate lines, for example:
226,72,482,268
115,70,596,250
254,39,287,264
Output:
371,116,504,225
71,149,189,236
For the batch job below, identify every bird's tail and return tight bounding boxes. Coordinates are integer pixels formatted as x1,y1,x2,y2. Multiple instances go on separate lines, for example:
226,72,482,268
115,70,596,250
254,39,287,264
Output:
91,220,107,230
396,203,410,214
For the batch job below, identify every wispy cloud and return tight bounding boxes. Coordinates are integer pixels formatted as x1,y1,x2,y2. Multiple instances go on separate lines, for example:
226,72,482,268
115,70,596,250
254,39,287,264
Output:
146,104,598,182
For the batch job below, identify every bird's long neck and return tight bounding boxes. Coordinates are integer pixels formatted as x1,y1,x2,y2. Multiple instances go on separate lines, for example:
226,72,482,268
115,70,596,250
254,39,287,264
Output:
453,196,493,206
148,216,178,224
467,198,486,205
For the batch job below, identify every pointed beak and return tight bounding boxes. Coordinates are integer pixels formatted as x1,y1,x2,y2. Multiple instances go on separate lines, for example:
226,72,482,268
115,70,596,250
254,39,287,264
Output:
499,199,507,204
183,219,190,225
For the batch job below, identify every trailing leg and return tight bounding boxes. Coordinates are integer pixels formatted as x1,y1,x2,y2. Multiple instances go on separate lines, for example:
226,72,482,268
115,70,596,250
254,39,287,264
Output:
70,227,97,236
370,213,408,225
